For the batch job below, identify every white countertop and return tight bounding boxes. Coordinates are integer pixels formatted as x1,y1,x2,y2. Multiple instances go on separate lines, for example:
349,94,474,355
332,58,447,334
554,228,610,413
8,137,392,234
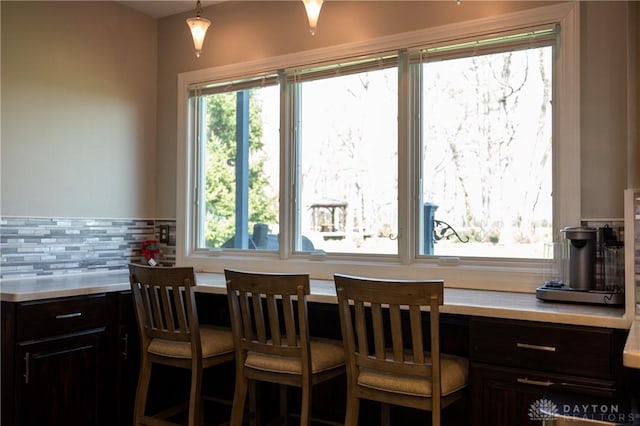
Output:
623,320,640,369
3,270,638,367
0,270,630,329
0,271,133,301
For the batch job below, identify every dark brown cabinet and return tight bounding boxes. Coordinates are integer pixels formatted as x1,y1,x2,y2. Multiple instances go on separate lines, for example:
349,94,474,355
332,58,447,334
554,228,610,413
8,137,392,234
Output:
112,290,140,426
471,363,549,425
2,294,110,426
2,288,633,426
469,317,626,426
15,329,106,426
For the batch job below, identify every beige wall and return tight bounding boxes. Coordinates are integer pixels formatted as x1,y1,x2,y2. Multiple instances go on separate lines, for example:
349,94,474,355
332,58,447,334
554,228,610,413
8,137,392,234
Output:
631,1,640,188
1,1,157,218
156,1,636,221
580,1,633,219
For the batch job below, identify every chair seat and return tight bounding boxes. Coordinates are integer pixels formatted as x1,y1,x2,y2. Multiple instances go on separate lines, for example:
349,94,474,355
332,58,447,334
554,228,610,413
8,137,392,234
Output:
358,353,468,397
148,325,235,359
245,337,344,375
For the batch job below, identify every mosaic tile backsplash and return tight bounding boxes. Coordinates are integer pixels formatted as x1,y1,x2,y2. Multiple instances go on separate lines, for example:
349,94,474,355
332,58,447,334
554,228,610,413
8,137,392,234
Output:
0,217,176,278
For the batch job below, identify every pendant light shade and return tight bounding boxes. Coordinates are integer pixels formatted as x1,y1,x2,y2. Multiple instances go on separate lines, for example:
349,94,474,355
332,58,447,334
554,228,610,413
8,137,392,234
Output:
301,0,323,36
186,1,211,58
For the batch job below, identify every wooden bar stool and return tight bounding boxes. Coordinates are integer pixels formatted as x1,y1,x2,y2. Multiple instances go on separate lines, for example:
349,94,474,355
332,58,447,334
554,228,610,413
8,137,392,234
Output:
224,269,345,426
129,264,235,426
333,274,469,426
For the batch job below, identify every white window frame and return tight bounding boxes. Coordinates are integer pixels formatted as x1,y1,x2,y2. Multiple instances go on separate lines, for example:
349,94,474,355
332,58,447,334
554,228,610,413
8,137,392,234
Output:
176,2,579,292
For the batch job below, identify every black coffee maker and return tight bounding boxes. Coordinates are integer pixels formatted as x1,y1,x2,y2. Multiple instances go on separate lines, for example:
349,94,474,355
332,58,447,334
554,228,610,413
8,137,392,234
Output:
562,226,597,291
536,226,624,305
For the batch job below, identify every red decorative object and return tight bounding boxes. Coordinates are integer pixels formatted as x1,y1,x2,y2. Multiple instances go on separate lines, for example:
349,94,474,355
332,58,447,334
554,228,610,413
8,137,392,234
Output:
141,240,160,264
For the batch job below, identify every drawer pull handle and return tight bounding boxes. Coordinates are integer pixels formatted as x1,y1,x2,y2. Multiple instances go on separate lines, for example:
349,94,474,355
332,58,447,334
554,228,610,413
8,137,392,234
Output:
517,378,554,387
516,342,556,352
122,333,129,360
55,312,82,319
24,352,30,384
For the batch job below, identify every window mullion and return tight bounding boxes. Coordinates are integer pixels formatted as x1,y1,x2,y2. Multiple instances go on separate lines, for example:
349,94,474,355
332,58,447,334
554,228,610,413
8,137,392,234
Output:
279,71,294,259
397,50,415,264
234,91,250,249
195,96,207,249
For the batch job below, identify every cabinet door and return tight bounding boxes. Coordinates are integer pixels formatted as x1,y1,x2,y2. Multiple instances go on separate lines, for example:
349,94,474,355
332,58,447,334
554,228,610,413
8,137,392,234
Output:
113,291,140,426
15,329,106,426
471,362,547,426
471,362,617,426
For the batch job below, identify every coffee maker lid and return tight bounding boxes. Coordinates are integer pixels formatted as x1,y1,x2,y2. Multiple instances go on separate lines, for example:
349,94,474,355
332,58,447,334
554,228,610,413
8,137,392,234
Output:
561,226,597,240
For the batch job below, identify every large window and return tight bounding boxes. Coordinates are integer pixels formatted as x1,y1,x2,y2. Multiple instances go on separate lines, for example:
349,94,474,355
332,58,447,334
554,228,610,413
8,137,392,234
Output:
178,3,579,291
417,29,555,259
191,77,280,251
295,60,398,255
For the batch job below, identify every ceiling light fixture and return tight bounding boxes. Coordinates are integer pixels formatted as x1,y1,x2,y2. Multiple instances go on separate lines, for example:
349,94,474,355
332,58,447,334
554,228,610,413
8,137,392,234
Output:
301,0,323,36
186,0,211,58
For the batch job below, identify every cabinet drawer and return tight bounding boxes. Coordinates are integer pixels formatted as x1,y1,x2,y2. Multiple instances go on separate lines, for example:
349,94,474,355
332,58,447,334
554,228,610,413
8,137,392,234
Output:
16,294,107,341
470,318,614,379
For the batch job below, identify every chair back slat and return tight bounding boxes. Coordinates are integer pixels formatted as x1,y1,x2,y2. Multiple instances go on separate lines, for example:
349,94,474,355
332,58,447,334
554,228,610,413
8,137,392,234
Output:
150,285,164,332
389,304,404,362
138,284,154,330
353,300,368,357
129,264,199,345
410,305,425,364
371,302,385,359
174,282,189,332
238,291,253,341
282,294,297,347
251,290,268,343
225,269,311,359
160,286,175,332
266,294,281,346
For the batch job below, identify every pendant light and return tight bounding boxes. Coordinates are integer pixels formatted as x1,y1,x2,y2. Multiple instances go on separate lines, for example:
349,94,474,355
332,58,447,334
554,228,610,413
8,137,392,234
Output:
186,0,211,58
301,0,323,36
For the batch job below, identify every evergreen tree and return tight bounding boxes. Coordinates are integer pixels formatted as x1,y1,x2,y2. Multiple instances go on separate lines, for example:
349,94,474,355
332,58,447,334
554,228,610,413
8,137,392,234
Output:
203,90,277,247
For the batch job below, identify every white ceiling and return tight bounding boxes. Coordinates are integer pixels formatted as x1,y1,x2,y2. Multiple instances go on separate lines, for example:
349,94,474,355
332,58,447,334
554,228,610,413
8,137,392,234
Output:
117,1,220,19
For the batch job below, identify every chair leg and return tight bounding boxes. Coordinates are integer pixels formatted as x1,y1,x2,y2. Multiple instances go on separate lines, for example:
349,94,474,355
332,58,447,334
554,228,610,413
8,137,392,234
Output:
432,392,441,426
279,385,288,426
230,374,248,426
133,358,152,426
188,364,203,426
432,409,440,426
248,381,258,426
344,393,360,426
381,403,390,426
299,384,311,426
